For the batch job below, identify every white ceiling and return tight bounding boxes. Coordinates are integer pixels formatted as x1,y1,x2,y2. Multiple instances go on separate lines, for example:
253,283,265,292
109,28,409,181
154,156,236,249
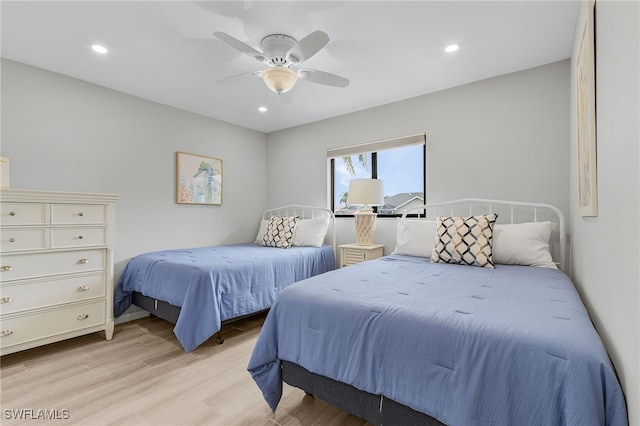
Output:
1,1,579,133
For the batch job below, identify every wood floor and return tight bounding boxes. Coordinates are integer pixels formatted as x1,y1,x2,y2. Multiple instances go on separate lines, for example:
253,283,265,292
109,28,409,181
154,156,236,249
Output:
0,315,371,425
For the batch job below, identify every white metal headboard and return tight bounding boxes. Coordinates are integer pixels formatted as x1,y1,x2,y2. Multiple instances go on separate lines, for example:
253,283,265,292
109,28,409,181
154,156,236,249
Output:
402,199,567,271
262,205,336,253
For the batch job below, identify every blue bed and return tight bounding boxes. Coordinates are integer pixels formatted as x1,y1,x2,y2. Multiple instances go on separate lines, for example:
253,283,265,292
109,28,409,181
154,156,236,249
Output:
114,205,336,352
248,200,628,426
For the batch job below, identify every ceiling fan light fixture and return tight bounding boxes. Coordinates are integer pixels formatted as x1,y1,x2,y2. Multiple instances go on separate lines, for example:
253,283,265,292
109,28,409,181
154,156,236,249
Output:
262,67,298,94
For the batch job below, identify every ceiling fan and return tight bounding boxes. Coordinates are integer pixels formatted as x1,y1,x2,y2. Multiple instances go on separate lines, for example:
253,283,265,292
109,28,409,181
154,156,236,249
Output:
213,30,349,94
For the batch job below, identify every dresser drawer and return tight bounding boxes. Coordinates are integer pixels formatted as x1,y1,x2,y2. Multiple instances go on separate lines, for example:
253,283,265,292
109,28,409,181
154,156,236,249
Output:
0,300,105,350
0,272,105,315
1,203,47,226
0,249,106,282
51,204,106,225
51,227,107,248
1,228,47,252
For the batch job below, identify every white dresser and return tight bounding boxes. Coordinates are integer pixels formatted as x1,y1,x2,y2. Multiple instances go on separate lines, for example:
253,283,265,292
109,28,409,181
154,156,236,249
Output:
0,189,119,355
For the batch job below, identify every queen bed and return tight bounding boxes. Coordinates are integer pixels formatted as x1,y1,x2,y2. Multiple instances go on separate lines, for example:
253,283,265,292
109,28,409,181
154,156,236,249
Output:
114,205,335,352
248,199,628,425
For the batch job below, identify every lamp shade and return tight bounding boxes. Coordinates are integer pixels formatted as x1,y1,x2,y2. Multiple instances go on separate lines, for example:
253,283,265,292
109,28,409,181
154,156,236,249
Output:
347,179,384,206
262,67,298,93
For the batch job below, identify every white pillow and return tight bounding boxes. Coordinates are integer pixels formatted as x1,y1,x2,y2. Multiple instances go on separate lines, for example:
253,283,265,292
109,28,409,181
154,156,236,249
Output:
292,216,331,247
255,219,269,243
392,219,436,258
492,221,557,268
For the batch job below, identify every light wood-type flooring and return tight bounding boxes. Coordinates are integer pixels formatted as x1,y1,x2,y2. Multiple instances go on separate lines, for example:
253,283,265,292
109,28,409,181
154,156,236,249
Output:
1,315,371,425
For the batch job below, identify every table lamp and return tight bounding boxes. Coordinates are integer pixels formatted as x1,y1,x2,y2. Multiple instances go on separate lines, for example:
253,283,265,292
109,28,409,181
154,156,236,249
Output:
347,178,384,245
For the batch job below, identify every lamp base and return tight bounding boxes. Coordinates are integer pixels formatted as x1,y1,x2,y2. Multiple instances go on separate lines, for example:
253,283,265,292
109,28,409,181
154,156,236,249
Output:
354,210,377,246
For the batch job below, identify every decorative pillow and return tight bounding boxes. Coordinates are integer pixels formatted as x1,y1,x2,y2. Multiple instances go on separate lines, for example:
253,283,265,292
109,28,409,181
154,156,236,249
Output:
255,219,269,243
292,216,330,247
260,215,299,248
392,219,436,258
431,214,498,269
493,222,557,268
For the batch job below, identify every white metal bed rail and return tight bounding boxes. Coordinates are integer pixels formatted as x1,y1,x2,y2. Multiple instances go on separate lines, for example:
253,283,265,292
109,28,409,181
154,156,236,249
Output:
402,198,566,271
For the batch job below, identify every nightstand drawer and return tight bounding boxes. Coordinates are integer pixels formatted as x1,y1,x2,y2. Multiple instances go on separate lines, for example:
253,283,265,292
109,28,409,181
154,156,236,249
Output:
51,227,107,248
1,228,47,252
0,272,106,315
1,203,47,226
339,243,385,267
344,249,366,264
0,249,106,282
0,300,106,350
51,204,107,225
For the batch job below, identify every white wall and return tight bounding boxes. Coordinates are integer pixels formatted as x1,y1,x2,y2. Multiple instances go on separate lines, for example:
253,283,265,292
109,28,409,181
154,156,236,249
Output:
569,1,639,424
266,61,570,253
1,59,268,319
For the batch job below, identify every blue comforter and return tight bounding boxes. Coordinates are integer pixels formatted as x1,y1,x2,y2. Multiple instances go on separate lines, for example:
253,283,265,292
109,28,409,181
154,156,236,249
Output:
248,255,628,426
114,243,335,352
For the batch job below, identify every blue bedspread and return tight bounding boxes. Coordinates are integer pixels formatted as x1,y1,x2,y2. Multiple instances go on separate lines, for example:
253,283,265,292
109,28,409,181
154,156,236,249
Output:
114,243,335,352
248,255,628,426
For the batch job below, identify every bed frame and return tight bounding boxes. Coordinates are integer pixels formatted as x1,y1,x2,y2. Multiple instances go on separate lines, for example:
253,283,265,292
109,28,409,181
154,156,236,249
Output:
281,198,567,425
131,205,336,344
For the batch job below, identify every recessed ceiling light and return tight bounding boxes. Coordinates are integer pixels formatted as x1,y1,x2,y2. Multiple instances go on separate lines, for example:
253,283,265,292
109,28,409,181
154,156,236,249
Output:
445,44,459,53
91,44,108,54
258,106,268,113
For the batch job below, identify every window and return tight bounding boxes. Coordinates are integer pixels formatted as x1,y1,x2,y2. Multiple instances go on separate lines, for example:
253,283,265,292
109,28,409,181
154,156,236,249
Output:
329,134,426,217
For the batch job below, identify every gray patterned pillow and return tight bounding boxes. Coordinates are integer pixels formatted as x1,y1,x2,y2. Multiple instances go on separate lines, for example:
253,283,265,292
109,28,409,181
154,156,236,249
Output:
431,214,498,269
260,215,299,248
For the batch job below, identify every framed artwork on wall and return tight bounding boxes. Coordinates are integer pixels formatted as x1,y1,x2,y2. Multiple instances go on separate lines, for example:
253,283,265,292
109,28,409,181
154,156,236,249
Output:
176,151,223,205
576,0,598,217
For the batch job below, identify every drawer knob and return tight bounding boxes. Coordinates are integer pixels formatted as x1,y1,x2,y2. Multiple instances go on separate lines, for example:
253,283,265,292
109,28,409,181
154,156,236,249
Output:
77,285,90,292
77,258,90,264
78,212,84,217
8,238,15,243
1,330,13,337
77,314,89,320
8,211,15,216
78,235,84,240
0,297,13,303
0,266,13,272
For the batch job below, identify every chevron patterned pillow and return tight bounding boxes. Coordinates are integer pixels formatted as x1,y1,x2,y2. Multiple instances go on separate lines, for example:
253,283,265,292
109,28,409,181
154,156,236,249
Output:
431,214,498,269
261,215,299,249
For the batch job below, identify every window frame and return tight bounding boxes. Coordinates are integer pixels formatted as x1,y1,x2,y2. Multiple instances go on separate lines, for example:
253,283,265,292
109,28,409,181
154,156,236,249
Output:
329,139,426,218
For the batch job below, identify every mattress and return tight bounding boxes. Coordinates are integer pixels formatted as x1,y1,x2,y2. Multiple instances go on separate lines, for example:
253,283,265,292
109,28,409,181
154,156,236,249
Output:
114,243,335,352
248,254,628,425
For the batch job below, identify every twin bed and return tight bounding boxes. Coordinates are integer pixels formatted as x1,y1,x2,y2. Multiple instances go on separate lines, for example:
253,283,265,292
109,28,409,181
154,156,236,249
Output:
114,205,335,352
248,199,628,425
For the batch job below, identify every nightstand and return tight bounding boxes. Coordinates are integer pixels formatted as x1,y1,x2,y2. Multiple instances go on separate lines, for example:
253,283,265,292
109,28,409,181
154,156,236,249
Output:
339,243,384,268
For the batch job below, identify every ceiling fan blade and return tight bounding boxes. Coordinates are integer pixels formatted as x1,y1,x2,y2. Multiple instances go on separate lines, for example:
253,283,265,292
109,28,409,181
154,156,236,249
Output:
298,69,349,88
216,70,261,85
213,31,267,63
286,30,330,64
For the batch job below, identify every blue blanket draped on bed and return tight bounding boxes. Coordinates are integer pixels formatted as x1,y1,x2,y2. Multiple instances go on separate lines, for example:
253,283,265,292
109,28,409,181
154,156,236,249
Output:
248,255,628,426
114,243,335,352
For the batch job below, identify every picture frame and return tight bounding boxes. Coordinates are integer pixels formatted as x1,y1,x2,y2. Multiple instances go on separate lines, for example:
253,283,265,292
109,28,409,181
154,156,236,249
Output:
576,0,598,217
176,151,223,205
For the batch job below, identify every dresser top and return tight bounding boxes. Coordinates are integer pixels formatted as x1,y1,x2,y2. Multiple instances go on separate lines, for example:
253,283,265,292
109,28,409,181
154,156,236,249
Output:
1,189,120,204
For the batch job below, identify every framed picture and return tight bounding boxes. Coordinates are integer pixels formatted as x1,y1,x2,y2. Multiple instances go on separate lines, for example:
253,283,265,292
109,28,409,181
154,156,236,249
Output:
576,0,598,217
176,151,223,205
